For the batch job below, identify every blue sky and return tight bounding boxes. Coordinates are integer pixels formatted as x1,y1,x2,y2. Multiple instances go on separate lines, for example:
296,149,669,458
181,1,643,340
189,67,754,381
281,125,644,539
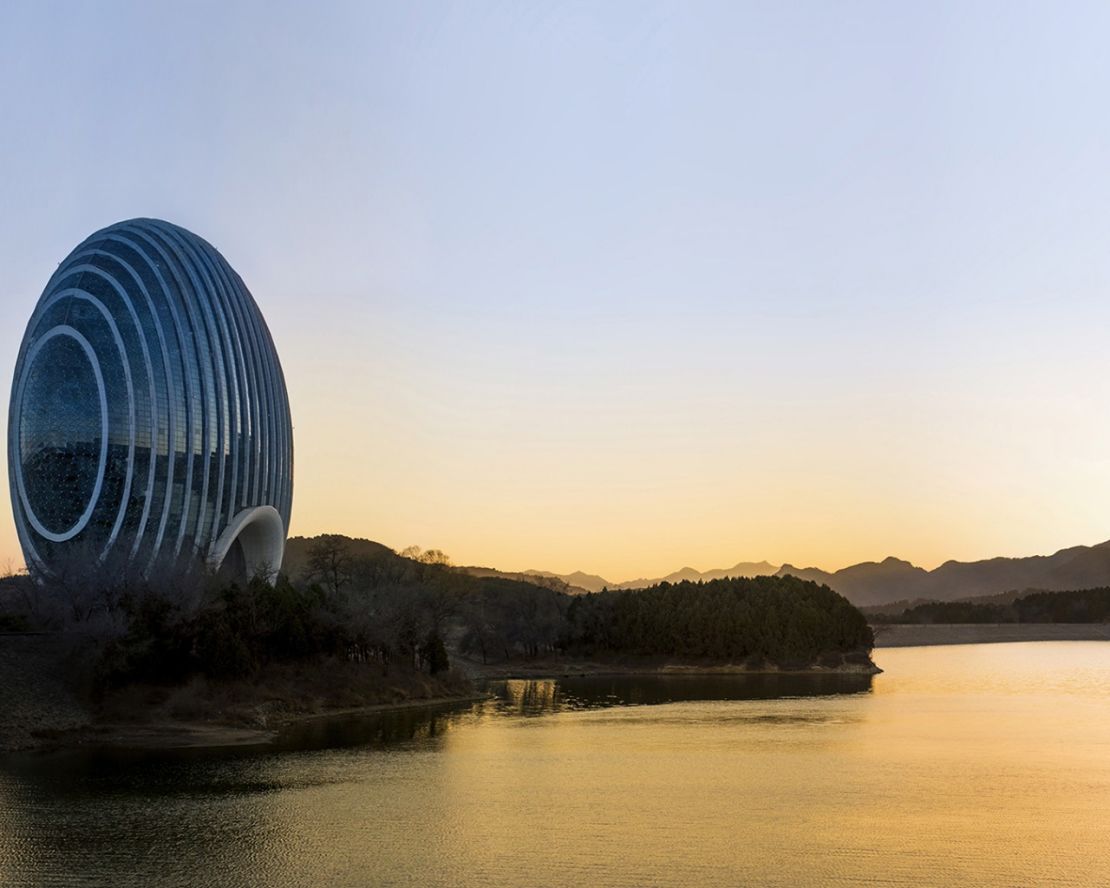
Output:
3,2,1110,578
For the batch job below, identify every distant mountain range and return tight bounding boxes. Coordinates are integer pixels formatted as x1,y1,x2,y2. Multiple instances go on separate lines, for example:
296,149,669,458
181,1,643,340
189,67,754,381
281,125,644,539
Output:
522,563,779,593
286,534,1110,609
515,540,1110,607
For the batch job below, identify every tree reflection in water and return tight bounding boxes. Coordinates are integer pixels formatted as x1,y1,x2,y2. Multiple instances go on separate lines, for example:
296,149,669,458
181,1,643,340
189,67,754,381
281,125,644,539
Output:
489,672,873,716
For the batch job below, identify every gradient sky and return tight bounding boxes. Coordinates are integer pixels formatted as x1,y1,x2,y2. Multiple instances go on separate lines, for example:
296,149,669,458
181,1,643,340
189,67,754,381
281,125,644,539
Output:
3,1,1110,580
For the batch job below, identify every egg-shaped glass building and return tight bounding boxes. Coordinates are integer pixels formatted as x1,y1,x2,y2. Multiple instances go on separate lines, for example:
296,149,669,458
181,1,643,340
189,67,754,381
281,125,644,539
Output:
8,218,293,580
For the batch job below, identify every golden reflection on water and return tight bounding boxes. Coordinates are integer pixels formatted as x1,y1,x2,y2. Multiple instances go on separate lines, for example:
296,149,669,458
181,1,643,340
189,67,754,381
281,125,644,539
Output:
2,643,1110,887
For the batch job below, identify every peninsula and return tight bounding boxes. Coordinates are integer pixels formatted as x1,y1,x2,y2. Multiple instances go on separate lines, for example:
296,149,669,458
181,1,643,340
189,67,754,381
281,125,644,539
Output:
0,535,876,751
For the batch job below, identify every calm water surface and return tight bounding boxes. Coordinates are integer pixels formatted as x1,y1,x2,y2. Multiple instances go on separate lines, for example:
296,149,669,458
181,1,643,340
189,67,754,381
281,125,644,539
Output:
2,643,1110,887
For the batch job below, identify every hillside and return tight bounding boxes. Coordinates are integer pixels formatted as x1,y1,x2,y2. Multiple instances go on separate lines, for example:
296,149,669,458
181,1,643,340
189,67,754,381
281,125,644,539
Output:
282,535,397,580
279,536,874,670
284,537,594,597
870,586,1110,625
285,535,1110,610
562,575,875,670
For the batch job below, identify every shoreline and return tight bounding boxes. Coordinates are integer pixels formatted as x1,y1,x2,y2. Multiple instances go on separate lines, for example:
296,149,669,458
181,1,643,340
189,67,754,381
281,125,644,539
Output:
461,658,881,680
59,659,881,750
7,626,1108,754
0,632,489,756
873,623,1110,647
2,643,878,755
20,664,879,753
20,693,492,754
6,660,879,754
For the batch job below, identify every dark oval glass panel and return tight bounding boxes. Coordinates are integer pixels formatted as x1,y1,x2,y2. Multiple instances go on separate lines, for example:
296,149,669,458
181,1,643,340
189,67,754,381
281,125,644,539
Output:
20,334,104,535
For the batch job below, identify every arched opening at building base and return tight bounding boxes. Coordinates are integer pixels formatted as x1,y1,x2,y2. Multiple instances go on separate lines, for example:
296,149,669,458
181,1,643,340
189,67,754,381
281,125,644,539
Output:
208,505,285,583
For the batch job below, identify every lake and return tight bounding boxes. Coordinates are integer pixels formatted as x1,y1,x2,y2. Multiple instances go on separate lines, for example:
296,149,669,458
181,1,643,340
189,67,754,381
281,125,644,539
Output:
2,642,1109,887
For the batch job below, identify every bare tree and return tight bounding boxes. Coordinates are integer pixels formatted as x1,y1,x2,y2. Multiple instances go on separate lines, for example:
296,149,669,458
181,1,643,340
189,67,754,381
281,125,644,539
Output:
419,549,452,566
303,534,353,597
399,545,452,567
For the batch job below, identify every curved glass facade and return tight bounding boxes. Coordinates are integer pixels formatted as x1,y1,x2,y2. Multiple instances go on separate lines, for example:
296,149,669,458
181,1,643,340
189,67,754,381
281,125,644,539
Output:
8,218,293,578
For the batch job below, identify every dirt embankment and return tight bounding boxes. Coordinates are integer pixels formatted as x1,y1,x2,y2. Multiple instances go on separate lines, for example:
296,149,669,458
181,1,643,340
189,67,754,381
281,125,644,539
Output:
872,623,1110,648
0,634,93,751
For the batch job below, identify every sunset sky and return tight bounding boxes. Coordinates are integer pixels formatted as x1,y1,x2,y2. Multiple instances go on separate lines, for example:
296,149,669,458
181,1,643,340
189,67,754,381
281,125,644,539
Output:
3,2,1110,580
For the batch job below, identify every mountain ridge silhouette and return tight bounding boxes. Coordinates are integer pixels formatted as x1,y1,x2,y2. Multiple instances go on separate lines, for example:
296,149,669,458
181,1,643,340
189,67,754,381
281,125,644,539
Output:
522,540,1110,606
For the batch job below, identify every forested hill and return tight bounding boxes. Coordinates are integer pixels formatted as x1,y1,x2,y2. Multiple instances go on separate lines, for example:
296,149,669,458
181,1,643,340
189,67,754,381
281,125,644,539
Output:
870,587,1110,625
562,576,874,668
0,537,876,746
283,535,400,580
280,536,874,670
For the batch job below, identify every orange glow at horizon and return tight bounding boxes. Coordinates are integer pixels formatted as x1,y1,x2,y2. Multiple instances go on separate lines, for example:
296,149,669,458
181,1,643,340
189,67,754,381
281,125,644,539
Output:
3,4,1110,582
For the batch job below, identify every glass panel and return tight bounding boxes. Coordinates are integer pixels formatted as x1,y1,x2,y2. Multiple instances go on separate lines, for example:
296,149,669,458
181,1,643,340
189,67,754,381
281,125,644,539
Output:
19,334,102,535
